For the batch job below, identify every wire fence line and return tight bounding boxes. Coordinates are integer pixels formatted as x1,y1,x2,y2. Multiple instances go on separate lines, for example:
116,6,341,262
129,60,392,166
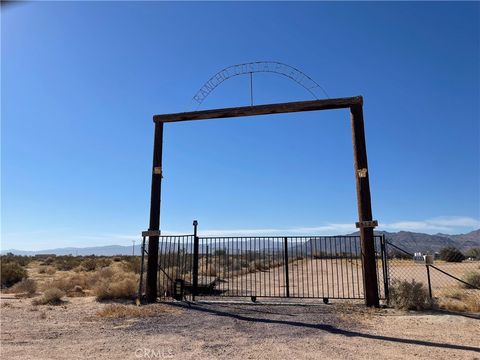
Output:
385,240,480,309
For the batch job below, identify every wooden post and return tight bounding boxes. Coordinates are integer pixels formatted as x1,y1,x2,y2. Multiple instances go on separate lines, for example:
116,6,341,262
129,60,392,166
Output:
146,121,164,303
350,104,380,307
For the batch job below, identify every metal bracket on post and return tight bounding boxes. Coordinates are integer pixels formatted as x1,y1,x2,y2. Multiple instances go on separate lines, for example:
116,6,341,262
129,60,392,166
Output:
142,230,161,237
355,220,378,229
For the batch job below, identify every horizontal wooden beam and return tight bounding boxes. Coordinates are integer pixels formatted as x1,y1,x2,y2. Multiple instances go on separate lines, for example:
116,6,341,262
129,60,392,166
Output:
153,96,363,123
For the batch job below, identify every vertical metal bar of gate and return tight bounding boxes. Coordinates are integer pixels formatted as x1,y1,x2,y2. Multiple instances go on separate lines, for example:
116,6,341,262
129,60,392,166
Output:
284,237,290,297
192,220,199,301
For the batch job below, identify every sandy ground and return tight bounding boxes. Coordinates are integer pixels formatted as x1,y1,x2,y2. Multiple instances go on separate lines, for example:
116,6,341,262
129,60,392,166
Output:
1,296,479,360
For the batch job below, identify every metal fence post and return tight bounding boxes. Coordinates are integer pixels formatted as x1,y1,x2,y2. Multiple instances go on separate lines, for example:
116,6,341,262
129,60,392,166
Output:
380,234,390,303
137,236,146,303
426,265,433,299
192,220,199,301
284,237,290,297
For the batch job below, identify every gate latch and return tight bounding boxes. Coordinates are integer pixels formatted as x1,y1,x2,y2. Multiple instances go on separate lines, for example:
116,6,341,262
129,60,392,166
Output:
173,279,185,301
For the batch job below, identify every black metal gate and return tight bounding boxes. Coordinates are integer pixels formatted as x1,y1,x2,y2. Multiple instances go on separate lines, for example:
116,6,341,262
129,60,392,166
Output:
151,231,389,301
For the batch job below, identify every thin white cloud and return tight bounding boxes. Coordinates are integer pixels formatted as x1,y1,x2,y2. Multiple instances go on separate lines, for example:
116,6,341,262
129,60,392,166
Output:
380,216,480,234
199,223,358,237
191,216,480,237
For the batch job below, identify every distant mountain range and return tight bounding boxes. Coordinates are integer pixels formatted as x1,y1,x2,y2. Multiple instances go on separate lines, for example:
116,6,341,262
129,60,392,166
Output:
0,245,143,257
379,229,480,253
1,229,479,256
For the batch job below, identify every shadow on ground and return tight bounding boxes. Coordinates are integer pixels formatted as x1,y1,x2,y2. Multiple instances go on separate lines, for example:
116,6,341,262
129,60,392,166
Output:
164,301,480,354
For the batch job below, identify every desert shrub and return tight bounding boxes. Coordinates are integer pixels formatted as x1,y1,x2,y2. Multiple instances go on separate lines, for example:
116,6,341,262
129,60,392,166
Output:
66,285,86,297
94,271,138,301
41,257,55,265
121,257,141,274
0,253,32,267
269,260,281,268
48,272,89,292
249,260,267,272
439,247,465,263
214,249,226,256
313,251,327,259
438,291,480,313
11,278,37,296
461,271,480,289
97,304,157,318
87,267,115,287
97,303,182,318
79,257,112,272
47,266,111,292
33,288,65,305
240,259,249,268
38,266,56,275
80,258,98,271
96,258,112,269
54,256,82,271
205,266,217,277
1,261,28,288
389,279,433,310
231,260,242,272
465,248,480,260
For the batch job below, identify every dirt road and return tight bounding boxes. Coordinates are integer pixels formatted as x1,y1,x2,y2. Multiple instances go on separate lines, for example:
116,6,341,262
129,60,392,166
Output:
1,296,479,360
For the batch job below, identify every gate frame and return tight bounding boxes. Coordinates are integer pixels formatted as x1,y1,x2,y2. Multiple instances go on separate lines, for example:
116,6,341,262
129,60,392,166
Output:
146,96,380,307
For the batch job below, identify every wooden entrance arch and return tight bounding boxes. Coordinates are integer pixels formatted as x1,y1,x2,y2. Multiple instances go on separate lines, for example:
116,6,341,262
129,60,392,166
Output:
146,96,380,307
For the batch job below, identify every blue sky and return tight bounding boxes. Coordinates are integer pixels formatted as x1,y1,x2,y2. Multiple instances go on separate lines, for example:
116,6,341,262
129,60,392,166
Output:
2,2,479,250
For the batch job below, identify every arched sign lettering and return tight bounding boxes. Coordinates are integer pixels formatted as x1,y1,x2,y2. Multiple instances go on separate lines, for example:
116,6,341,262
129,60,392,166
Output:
193,61,329,108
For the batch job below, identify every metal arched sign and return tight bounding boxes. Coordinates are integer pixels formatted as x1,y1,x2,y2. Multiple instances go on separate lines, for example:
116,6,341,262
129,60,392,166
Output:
193,61,329,108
